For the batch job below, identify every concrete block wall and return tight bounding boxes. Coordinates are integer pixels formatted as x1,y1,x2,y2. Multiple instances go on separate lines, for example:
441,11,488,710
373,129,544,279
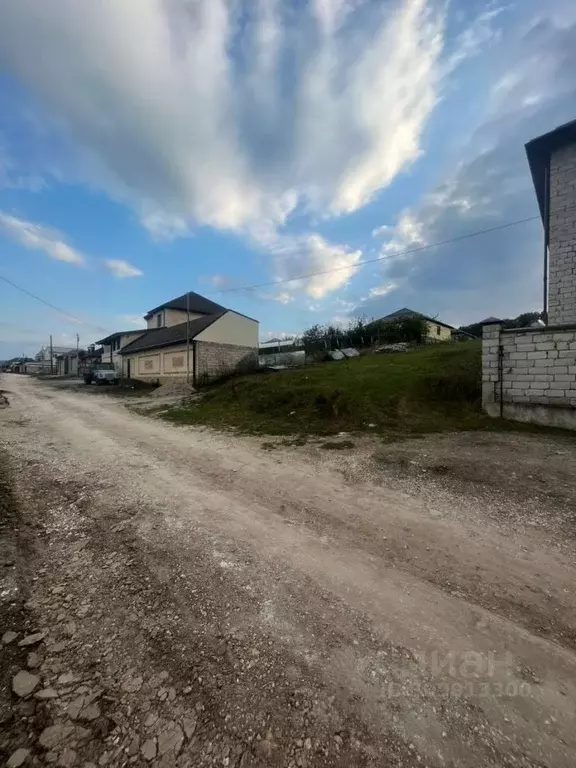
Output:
548,144,576,325
482,322,576,429
195,341,258,384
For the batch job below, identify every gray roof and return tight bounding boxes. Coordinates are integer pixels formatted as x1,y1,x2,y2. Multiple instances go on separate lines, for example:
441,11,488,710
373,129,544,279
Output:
144,291,226,320
94,329,147,346
373,308,454,329
119,313,225,355
526,118,576,223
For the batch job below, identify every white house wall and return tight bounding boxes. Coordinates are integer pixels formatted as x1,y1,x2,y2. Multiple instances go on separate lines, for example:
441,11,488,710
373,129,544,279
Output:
195,311,258,347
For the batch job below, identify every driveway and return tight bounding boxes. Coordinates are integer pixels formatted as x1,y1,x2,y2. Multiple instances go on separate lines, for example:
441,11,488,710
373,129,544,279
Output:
1,373,575,767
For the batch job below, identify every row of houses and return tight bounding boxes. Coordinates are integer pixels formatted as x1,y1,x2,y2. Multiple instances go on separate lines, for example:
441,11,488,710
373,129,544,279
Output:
93,291,259,385
17,297,464,382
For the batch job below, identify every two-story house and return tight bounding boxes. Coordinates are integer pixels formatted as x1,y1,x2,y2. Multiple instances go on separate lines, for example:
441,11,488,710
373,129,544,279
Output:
94,329,147,375
95,291,258,384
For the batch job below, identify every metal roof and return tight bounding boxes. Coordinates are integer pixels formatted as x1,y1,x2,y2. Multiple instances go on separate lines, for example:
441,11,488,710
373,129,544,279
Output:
373,308,454,329
259,338,299,350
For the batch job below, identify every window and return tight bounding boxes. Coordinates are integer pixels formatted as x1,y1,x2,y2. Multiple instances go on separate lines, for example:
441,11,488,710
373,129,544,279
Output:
436,325,441,336
172,356,184,368
156,313,163,328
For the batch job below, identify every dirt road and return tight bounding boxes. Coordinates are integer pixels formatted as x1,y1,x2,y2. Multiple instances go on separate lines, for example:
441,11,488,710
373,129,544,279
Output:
1,374,576,767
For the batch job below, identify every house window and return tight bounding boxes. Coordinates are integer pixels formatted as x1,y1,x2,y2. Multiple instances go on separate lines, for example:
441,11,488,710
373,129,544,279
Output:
172,356,184,368
436,325,441,336
156,313,163,328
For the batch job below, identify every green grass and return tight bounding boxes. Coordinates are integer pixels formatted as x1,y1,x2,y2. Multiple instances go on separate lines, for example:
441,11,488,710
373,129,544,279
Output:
160,342,500,437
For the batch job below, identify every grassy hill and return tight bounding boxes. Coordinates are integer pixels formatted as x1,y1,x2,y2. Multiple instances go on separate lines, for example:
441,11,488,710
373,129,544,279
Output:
162,342,491,437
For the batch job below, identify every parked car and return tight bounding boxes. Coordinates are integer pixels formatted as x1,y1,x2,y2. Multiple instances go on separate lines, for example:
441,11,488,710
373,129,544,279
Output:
84,363,118,385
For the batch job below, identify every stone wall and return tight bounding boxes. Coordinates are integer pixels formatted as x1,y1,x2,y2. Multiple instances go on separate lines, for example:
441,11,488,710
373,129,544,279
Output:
548,143,576,325
482,321,576,429
195,341,258,384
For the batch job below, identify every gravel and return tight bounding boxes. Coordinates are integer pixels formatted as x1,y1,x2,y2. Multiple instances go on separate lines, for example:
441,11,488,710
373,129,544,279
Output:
1,373,576,768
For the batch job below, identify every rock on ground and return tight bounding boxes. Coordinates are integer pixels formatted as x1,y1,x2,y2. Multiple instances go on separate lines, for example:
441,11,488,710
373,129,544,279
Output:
11,670,39,697
6,748,30,768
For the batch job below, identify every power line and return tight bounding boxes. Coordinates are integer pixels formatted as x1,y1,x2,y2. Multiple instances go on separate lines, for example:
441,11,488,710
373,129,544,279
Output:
217,212,543,294
0,272,110,334
0,205,556,320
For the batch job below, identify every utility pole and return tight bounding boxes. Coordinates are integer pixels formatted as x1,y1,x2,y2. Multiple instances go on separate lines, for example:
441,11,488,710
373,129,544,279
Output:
49,335,53,376
76,333,80,378
186,291,191,384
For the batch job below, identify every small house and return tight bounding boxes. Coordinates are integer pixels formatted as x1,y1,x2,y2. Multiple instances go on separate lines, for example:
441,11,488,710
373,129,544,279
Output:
372,308,454,341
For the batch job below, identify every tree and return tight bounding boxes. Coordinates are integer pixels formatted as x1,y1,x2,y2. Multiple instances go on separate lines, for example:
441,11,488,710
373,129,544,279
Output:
301,315,428,353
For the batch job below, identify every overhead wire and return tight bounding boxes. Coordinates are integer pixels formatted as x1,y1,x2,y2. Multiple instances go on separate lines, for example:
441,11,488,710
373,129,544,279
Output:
0,272,111,334
0,204,556,320
216,212,545,294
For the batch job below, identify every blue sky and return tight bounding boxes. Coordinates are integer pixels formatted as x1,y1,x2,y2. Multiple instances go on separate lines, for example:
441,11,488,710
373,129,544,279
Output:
1,0,576,358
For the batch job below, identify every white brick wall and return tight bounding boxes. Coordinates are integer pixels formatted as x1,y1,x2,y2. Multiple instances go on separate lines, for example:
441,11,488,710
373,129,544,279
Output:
482,322,576,427
548,144,576,325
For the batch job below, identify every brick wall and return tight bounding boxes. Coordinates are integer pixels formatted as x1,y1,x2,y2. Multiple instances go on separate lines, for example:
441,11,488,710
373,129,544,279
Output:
548,144,576,325
195,341,257,384
482,321,576,429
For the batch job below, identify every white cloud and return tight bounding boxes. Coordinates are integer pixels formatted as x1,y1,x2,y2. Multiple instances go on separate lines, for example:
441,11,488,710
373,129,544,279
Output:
267,291,293,305
254,231,363,299
369,282,398,298
329,314,351,327
0,148,46,193
0,0,465,297
0,211,85,264
377,212,428,257
355,3,576,324
104,259,143,278
334,298,356,311
261,330,299,341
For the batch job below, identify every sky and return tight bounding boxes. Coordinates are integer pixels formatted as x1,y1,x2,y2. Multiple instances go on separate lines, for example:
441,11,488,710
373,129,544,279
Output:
1,0,576,359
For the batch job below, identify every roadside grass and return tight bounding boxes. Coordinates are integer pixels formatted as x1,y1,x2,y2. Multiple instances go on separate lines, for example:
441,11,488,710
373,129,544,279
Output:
159,342,511,437
145,341,574,439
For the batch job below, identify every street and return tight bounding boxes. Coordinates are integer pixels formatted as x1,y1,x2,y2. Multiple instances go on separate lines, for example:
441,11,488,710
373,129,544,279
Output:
1,373,576,767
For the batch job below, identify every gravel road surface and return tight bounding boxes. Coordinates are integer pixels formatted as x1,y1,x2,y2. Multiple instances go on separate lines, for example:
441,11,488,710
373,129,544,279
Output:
1,374,576,767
